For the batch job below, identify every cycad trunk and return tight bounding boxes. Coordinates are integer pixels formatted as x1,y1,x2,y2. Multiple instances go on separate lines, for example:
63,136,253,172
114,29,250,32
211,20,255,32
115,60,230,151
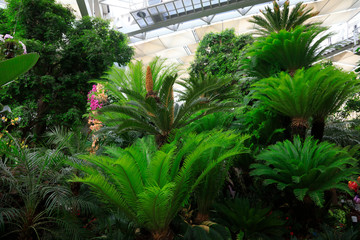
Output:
195,212,210,224
152,229,173,240
156,133,169,148
291,117,308,140
311,116,325,141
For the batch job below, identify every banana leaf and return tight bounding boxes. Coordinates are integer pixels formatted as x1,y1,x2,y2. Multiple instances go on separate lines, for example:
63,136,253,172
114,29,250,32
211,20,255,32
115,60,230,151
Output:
0,53,39,87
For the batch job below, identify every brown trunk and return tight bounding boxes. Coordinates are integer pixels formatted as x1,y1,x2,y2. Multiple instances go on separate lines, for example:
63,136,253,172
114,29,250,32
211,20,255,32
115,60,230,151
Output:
152,229,173,240
156,133,169,148
288,69,296,77
194,212,210,224
329,188,338,206
291,117,308,140
311,116,325,141
34,95,49,138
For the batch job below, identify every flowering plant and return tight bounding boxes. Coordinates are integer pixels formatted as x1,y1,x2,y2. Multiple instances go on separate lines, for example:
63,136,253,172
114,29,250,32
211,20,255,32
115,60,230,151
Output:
87,83,108,154
348,176,360,204
0,34,27,61
348,181,358,192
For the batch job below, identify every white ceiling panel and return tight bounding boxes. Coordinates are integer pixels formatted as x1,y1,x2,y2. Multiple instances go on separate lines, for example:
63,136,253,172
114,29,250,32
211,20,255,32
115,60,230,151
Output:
160,31,196,48
322,9,360,26
132,38,167,56
319,0,358,15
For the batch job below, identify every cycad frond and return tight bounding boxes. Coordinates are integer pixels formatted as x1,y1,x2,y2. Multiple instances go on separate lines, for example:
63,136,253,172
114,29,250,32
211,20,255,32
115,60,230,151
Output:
250,0,320,36
71,130,248,237
100,57,180,101
100,72,236,147
251,136,358,206
243,25,330,78
252,64,360,138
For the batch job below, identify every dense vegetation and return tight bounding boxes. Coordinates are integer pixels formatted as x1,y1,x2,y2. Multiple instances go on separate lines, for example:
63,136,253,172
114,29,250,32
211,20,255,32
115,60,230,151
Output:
2,0,360,239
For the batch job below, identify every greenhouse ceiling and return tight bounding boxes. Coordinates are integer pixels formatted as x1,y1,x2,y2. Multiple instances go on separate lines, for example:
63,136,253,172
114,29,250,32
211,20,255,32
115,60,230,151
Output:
25,0,360,70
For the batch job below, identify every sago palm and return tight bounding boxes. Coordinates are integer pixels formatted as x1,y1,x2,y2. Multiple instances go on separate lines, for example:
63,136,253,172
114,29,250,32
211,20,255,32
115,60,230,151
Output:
252,65,360,139
249,0,319,36
100,57,180,101
250,136,358,207
191,132,249,223
99,72,236,147
70,131,248,240
243,25,330,78
214,197,285,239
309,66,359,141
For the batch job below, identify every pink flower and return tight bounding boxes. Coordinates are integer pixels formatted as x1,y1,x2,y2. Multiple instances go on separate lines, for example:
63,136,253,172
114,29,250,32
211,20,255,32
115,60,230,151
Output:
91,84,97,92
4,34,13,40
19,41,27,54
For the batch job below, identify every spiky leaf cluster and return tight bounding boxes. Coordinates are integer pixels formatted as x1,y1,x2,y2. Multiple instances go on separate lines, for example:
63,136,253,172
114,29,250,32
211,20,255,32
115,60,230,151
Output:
251,65,359,122
243,26,330,78
98,73,236,146
251,136,359,206
70,131,248,236
249,0,320,36
214,197,285,238
100,57,179,102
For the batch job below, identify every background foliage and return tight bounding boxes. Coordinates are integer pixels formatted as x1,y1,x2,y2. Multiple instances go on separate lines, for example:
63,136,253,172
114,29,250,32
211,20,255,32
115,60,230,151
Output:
0,0,133,138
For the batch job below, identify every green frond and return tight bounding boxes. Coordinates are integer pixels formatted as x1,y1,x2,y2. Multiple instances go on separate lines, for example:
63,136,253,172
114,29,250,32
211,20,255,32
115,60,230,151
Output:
214,197,285,238
244,26,330,78
250,1,320,36
71,174,136,219
99,57,180,101
251,64,360,124
71,130,246,236
251,136,359,206
137,183,175,231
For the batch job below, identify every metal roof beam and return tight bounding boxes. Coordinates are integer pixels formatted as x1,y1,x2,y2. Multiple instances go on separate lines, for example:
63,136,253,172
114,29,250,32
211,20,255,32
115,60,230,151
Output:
76,0,90,16
127,0,269,36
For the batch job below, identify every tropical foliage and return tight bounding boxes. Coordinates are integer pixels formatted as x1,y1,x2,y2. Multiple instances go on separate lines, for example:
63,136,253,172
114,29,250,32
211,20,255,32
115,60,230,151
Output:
0,134,98,240
99,72,236,147
70,131,248,239
249,0,320,36
214,197,285,239
251,136,358,207
251,65,359,138
190,29,253,79
101,57,180,102
3,0,360,239
243,25,330,78
0,0,133,136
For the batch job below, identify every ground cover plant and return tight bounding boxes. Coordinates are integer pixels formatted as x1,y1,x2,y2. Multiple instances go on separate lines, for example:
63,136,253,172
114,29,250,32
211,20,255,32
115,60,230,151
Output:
2,0,360,239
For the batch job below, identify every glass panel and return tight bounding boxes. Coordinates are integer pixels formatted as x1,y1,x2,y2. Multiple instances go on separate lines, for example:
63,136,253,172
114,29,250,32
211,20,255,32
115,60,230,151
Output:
137,18,147,27
149,7,158,15
185,6,194,11
165,2,175,11
157,5,167,13
174,0,184,8
183,0,193,7
177,7,185,13
144,16,154,25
